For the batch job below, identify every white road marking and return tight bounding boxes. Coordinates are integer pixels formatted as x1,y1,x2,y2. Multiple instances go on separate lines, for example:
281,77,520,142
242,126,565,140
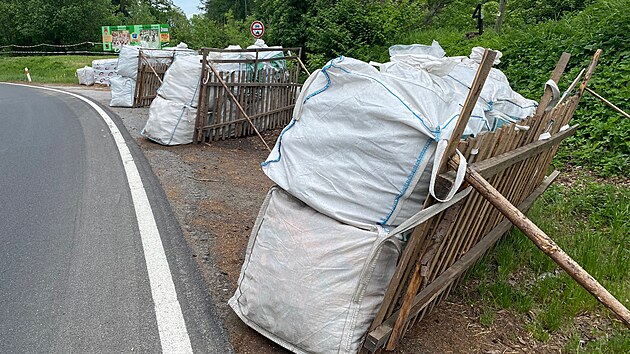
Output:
3,83,194,353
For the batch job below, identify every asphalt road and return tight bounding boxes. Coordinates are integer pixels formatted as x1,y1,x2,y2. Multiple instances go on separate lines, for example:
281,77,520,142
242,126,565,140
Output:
0,83,232,353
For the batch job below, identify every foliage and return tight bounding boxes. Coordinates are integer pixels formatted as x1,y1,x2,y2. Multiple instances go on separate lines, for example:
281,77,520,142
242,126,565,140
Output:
398,0,630,176
0,55,116,83
0,0,115,46
203,0,253,21
186,12,257,49
465,175,629,348
0,0,191,47
304,0,425,68
253,0,314,49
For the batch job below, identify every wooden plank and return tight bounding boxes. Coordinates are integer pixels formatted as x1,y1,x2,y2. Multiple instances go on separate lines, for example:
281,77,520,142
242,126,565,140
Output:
578,49,602,96
533,52,571,118
437,49,497,175
194,49,209,144
364,171,560,352
470,124,578,179
206,64,271,150
387,50,498,350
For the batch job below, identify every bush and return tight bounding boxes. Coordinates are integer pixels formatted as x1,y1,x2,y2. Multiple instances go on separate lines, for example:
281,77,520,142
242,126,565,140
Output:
396,0,630,176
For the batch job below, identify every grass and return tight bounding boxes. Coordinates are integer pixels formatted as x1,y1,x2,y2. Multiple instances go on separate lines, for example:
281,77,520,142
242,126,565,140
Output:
0,55,117,84
463,173,630,351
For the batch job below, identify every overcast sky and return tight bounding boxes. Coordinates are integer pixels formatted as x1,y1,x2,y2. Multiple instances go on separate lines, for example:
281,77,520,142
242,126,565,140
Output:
172,0,202,18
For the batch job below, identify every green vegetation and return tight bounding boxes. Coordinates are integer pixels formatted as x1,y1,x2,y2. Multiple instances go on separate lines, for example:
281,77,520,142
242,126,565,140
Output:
464,174,629,351
0,0,189,48
5,0,622,176
0,56,116,83
0,0,627,350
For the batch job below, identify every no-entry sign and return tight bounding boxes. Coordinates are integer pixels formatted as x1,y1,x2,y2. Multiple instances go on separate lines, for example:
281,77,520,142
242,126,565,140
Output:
250,20,265,39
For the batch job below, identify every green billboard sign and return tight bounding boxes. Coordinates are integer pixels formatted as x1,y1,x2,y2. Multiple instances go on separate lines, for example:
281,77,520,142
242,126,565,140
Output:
101,24,170,52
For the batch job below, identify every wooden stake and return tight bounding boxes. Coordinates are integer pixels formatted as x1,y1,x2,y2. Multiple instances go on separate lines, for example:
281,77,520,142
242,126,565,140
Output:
140,52,163,85
585,87,630,120
437,49,497,175
449,154,630,329
296,56,311,76
386,49,497,351
578,49,602,96
206,63,272,152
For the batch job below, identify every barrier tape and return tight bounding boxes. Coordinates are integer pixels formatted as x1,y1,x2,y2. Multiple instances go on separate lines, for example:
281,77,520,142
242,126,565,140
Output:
0,41,103,49
0,51,116,55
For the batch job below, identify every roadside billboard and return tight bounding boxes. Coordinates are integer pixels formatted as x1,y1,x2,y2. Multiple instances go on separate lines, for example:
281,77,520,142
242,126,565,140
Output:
102,24,170,52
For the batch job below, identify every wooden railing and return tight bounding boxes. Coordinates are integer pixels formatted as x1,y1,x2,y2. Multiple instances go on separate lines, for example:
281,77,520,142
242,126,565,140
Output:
194,47,304,144
133,48,175,107
362,50,601,352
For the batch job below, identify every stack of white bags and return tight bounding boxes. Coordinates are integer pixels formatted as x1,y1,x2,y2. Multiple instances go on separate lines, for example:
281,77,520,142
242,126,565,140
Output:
76,59,117,86
229,42,538,354
141,40,285,145
110,43,196,108
92,59,118,85
141,54,203,145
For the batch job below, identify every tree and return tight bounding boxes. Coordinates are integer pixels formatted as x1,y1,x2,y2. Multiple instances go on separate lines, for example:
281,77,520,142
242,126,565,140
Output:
203,0,252,21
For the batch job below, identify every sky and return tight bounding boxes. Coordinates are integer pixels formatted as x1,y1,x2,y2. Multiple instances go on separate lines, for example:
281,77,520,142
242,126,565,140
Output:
172,0,202,18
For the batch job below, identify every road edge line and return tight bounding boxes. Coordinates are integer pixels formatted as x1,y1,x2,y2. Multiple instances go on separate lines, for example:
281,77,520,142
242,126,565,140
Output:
3,83,194,354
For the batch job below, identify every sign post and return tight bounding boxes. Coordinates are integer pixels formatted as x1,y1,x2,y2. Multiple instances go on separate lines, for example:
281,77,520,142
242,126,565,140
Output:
250,20,265,39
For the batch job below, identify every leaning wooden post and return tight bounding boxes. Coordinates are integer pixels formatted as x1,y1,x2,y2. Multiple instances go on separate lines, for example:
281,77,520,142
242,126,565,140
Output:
206,63,272,152
140,52,164,85
449,154,630,328
385,49,497,351
585,87,630,119
437,49,498,175
194,48,209,144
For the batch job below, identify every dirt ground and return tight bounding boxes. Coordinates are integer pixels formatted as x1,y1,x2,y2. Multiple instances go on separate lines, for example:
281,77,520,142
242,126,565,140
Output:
58,85,613,353
139,132,576,354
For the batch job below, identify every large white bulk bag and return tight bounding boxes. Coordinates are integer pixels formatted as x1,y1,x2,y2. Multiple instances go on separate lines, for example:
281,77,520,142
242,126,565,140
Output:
157,55,202,107
443,47,538,128
389,40,446,58
229,186,401,354
162,43,197,58
109,76,136,107
384,43,537,132
76,66,95,86
141,96,197,145
262,56,468,228
245,39,286,71
116,46,141,78
116,45,174,80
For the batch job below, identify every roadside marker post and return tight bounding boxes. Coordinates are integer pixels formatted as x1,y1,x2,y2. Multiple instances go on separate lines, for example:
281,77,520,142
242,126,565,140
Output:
25,67,32,82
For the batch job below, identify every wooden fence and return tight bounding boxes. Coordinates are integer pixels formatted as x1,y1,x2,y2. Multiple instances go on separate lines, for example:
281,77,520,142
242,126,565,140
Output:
194,47,303,144
362,50,601,352
133,48,175,107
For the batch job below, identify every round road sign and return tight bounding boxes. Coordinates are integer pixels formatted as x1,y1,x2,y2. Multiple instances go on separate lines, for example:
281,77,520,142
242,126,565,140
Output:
250,20,265,39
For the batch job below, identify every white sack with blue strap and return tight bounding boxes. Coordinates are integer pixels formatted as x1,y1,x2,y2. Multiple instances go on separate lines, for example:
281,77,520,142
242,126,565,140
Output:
229,186,401,354
141,96,197,145
109,76,136,107
262,56,472,228
444,47,538,130
116,45,175,80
